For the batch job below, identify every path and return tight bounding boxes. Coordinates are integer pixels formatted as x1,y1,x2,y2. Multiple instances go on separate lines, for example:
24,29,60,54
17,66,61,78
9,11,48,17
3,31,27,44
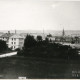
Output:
0,52,17,58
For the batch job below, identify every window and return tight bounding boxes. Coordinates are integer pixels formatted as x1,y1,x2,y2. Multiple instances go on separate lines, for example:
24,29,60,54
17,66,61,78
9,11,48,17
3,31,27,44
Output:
12,38,13,40
12,42,13,44
12,46,14,49
14,42,16,44
12,46,15,49
14,38,16,41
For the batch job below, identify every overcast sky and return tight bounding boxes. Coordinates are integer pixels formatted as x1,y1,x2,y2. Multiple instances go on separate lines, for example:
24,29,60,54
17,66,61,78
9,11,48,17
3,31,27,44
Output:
0,0,80,30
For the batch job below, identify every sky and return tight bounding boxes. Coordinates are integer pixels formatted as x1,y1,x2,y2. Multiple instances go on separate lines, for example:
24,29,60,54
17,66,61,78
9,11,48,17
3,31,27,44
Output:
0,0,80,30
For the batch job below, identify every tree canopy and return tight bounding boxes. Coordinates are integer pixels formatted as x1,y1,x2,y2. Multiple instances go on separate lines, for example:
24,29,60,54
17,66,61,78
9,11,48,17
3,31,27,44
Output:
23,35,37,49
36,35,42,41
0,40,8,52
18,34,79,60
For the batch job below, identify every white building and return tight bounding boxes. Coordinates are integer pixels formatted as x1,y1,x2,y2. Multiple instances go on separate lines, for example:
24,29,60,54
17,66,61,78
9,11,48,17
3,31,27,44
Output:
0,32,25,50
8,34,25,50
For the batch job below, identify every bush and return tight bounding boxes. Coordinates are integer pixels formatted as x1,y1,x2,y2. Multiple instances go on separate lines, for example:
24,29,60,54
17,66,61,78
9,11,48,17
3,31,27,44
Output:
0,40,8,53
23,35,37,50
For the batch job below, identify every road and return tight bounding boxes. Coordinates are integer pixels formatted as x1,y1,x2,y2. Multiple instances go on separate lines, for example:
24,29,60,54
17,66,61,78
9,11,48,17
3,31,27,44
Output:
0,52,17,58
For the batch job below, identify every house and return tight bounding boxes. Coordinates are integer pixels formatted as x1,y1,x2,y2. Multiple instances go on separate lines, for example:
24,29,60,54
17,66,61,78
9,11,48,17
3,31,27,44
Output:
8,34,25,50
0,31,14,44
0,31,25,50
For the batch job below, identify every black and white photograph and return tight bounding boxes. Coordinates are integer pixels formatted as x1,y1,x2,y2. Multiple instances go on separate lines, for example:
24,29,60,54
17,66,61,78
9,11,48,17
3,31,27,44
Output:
0,0,80,79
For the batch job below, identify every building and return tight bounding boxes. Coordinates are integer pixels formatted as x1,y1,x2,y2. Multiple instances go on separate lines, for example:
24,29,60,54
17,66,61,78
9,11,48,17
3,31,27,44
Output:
0,32,14,44
8,34,25,50
0,31,25,50
55,29,73,43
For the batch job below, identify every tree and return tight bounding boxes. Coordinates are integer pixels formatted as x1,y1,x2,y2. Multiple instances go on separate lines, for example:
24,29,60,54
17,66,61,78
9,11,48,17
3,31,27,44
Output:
49,39,52,42
45,37,49,43
23,35,37,49
0,40,8,52
36,35,42,41
47,33,52,37
74,36,79,43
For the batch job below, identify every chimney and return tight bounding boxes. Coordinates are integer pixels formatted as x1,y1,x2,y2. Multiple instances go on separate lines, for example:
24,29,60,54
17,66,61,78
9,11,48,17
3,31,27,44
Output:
15,30,16,34
8,31,10,34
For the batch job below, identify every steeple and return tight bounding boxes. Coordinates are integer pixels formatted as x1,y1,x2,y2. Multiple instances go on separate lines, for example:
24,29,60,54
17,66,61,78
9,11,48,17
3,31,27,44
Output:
43,28,44,35
43,28,45,40
62,28,65,36
8,31,10,34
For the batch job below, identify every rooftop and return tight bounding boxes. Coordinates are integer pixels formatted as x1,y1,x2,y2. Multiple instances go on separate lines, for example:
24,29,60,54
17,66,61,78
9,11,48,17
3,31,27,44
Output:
10,34,25,39
0,33,14,38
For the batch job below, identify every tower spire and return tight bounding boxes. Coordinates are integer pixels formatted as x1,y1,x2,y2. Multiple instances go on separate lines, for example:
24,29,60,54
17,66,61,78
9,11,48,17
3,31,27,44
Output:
43,27,45,40
62,28,65,36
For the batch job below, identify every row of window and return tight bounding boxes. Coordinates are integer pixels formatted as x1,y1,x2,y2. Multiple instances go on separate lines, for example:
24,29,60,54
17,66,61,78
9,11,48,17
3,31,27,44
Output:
12,46,16,49
11,42,16,44
13,46,15,49
12,38,16,41
12,38,24,40
2,38,24,41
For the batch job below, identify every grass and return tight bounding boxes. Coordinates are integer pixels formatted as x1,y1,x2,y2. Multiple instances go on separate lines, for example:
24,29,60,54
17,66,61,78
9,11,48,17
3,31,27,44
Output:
0,56,79,79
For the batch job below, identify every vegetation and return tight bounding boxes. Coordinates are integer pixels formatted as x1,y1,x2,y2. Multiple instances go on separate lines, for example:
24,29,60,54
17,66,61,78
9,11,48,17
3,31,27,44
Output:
0,40,8,53
47,33,52,37
18,35,79,60
37,35,42,41
23,35,37,48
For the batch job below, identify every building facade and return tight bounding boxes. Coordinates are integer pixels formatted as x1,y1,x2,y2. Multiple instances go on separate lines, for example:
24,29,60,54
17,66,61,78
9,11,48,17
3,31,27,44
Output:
8,34,25,50
0,32,25,50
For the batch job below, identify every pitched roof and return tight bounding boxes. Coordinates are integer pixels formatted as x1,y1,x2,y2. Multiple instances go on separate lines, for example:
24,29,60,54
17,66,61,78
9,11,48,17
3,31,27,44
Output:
9,34,25,39
0,33,14,38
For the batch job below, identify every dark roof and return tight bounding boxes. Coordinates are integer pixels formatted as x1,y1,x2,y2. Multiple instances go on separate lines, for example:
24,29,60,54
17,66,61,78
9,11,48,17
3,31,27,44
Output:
0,33,14,38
